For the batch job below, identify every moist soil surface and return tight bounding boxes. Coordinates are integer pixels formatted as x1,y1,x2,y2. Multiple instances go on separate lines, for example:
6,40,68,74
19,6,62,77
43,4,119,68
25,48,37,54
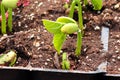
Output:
0,0,120,74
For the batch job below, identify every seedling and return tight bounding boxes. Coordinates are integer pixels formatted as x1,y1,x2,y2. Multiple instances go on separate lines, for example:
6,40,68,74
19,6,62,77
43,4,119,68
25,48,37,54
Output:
1,3,7,34
0,0,29,34
63,0,103,55
66,0,103,10
0,0,18,34
68,0,102,30
0,50,17,66
62,52,70,70
66,0,84,56
43,16,82,56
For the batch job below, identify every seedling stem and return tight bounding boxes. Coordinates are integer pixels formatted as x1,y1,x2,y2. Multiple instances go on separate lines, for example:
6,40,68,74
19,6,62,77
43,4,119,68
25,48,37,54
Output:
1,4,6,34
8,8,12,32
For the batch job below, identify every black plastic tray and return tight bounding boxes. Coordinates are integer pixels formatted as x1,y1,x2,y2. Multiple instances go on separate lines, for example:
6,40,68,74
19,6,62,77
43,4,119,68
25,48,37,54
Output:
0,67,105,80
32,68,105,80
105,74,120,80
0,67,120,80
0,67,31,80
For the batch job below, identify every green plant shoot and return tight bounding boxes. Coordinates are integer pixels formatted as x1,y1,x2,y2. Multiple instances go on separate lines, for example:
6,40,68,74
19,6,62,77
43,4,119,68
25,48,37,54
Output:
0,50,17,66
67,0,83,56
62,52,70,70
68,0,76,18
0,4,13,34
1,4,13,34
64,0,103,56
84,0,88,6
8,8,13,32
43,16,82,55
91,0,103,10
77,0,83,31
68,0,83,31
1,4,6,34
43,19,66,54
75,30,82,56
1,0,21,34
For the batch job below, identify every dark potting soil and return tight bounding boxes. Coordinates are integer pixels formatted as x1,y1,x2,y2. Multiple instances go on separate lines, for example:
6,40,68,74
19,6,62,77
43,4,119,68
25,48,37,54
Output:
107,31,120,74
0,0,119,74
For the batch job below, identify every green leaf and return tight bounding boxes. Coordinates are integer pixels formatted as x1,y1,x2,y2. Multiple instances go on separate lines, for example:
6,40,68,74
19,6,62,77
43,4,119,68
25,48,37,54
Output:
91,0,103,10
53,33,66,54
42,19,64,34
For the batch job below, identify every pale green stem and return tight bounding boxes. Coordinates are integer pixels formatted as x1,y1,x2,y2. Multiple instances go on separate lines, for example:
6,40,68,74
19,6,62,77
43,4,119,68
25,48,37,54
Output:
68,0,76,18
77,0,83,31
84,0,88,6
68,0,83,56
1,4,6,34
62,52,70,70
8,8,12,32
75,30,82,56
74,0,83,56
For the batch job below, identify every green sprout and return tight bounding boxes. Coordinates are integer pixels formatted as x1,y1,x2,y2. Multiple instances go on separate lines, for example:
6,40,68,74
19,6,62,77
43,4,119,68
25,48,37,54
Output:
0,50,17,66
8,8,13,32
0,5,13,34
68,0,84,56
43,0,103,56
1,3,6,34
62,52,70,70
84,0,88,6
0,0,19,34
66,0,103,11
64,0,103,55
68,0,103,31
43,16,82,56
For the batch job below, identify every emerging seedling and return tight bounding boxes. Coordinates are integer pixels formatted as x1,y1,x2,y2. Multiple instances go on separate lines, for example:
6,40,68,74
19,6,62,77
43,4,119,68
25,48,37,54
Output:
62,52,70,70
63,0,103,55
0,50,17,66
66,0,84,56
0,0,29,34
66,0,103,29
43,16,82,56
0,3,13,34
0,0,18,34
1,3,6,34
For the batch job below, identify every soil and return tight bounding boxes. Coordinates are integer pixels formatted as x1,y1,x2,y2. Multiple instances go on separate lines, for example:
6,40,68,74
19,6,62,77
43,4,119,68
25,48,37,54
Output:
107,30,120,74
0,0,120,75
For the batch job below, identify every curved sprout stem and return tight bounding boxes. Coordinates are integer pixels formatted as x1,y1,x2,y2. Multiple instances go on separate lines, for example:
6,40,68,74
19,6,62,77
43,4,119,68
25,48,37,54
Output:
1,4,6,34
68,0,76,18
